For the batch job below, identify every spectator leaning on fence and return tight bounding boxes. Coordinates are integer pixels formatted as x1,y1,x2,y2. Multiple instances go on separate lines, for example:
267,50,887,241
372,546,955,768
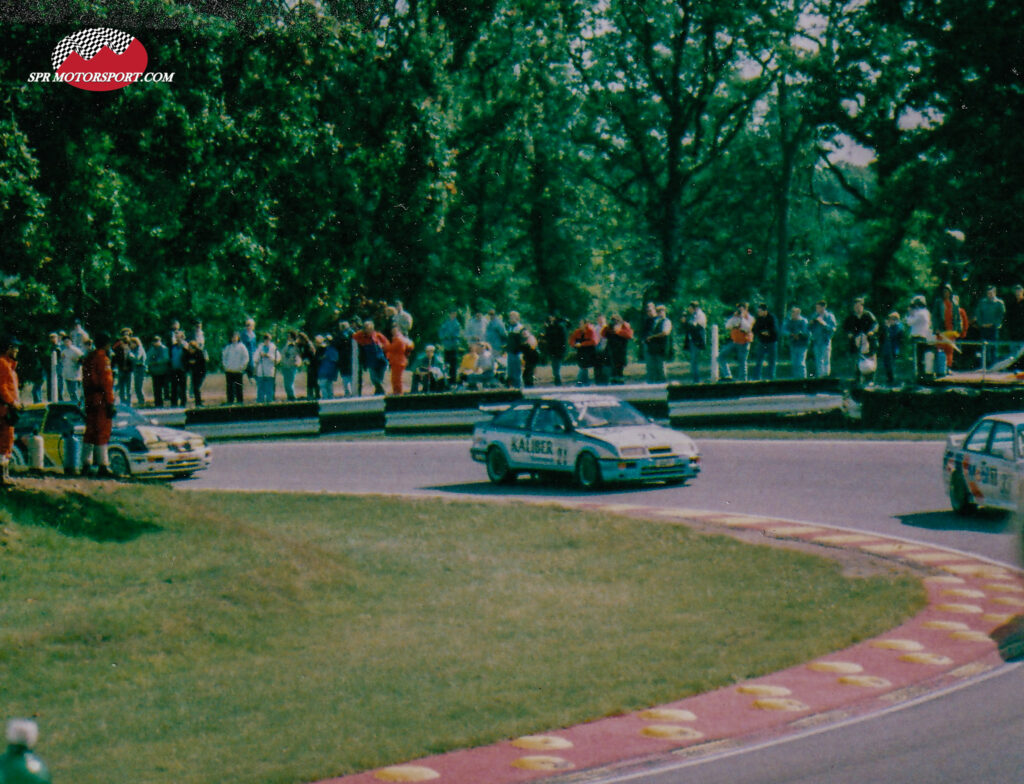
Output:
781,307,810,379
644,305,673,383
974,284,1006,367
252,333,281,403
148,335,171,407
930,284,962,376
751,303,780,381
718,303,754,382
221,332,250,405
808,300,837,378
682,301,707,383
354,320,390,395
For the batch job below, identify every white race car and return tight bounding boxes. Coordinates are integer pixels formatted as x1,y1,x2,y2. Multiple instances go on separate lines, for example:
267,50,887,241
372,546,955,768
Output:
470,394,700,489
943,412,1024,513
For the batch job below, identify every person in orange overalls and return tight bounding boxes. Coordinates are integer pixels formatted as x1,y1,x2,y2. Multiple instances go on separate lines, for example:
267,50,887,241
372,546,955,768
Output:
81,333,116,477
385,326,414,395
0,337,22,487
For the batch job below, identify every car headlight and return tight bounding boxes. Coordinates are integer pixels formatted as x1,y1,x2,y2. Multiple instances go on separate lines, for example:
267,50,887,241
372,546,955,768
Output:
619,446,647,458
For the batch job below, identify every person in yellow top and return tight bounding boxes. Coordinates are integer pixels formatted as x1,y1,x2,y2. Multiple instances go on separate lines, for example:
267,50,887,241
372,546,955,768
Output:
0,336,22,487
458,344,480,384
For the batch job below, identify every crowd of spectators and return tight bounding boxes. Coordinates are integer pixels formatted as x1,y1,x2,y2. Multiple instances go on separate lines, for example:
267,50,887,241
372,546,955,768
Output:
11,283,1024,409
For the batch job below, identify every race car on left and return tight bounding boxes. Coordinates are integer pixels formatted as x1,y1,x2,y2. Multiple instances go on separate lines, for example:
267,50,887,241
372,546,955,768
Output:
11,402,212,479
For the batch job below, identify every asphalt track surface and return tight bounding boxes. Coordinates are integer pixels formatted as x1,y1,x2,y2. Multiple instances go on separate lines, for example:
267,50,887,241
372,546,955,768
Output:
184,437,1023,784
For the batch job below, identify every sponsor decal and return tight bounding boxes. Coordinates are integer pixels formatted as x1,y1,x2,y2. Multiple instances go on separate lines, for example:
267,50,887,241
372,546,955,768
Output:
27,28,174,91
511,436,553,456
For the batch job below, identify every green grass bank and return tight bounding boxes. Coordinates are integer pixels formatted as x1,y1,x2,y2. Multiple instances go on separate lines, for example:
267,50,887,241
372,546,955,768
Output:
0,482,925,784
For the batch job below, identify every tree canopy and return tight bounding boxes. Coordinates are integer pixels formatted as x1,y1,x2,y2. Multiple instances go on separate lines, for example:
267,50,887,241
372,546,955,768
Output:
0,0,1020,343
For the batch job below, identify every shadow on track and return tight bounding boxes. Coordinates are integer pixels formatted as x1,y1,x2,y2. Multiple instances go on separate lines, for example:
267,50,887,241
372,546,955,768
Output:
897,509,1013,535
424,476,687,499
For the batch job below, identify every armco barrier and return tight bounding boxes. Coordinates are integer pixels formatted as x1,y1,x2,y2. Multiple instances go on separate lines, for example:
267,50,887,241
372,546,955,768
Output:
858,384,1019,431
142,380,856,440
384,389,522,434
183,401,321,439
668,378,846,426
319,397,386,434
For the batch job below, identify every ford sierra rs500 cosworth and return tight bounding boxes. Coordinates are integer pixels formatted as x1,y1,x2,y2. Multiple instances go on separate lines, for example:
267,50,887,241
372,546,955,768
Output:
471,394,700,489
943,412,1024,514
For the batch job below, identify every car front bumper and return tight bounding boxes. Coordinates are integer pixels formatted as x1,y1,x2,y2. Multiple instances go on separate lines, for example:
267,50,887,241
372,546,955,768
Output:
599,454,701,483
130,447,213,476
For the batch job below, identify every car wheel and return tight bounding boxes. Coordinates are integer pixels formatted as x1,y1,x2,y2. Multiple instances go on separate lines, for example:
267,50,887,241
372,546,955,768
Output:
949,472,976,515
485,446,517,484
108,448,131,479
575,452,602,490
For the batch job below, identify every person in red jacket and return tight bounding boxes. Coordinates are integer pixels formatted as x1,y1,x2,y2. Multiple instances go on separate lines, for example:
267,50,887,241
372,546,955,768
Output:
81,333,116,477
569,317,599,386
0,336,22,487
353,320,391,395
604,314,634,384
385,326,415,395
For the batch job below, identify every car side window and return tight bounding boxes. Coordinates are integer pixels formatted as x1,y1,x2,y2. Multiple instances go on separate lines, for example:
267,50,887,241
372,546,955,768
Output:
532,405,567,434
43,408,85,436
493,403,533,430
989,422,1015,460
15,409,44,434
963,421,993,453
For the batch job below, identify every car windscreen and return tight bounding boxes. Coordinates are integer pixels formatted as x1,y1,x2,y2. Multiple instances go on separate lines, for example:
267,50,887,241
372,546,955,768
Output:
112,407,152,429
563,400,647,428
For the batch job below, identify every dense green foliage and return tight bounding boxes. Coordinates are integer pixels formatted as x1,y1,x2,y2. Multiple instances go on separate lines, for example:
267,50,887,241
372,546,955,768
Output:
0,0,1020,342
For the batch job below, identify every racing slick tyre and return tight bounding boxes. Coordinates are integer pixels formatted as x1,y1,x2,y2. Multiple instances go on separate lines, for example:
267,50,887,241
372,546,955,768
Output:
485,446,517,485
574,452,603,490
108,447,131,479
949,472,976,515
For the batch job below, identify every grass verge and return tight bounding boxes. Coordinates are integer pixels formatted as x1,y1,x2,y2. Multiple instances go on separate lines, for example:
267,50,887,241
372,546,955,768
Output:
0,481,925,784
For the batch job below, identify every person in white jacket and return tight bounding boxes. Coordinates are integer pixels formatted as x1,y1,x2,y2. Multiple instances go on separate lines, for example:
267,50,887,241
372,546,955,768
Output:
59,335,84,403
221,332,251,405
251,333,280,404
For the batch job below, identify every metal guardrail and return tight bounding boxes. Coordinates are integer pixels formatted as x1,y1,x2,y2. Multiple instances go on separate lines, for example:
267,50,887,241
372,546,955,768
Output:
144,379,848,439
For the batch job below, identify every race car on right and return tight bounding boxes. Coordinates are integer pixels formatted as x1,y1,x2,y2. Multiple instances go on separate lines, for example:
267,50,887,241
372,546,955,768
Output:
943,412,1024,514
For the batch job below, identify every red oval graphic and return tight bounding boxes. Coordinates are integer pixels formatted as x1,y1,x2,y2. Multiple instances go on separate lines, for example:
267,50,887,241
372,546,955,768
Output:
52,28,148,92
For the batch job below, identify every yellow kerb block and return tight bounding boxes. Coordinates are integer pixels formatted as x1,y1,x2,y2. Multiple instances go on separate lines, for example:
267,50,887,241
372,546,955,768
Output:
838,675,893,689
870,639,924,651
899,652,954,666
807,661,863,674
736,684,792,697
374,767,441,782
637,708,698,722
511,735,574,751
511,756,575,771
640,725,705,741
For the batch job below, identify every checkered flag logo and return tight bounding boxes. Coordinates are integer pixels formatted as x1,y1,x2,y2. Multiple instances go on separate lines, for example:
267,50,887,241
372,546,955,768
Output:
52,28,135,71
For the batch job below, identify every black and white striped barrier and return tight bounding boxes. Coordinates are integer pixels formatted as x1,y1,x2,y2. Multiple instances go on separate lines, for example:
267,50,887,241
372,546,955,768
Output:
143,379,849,440
668,379,846,426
